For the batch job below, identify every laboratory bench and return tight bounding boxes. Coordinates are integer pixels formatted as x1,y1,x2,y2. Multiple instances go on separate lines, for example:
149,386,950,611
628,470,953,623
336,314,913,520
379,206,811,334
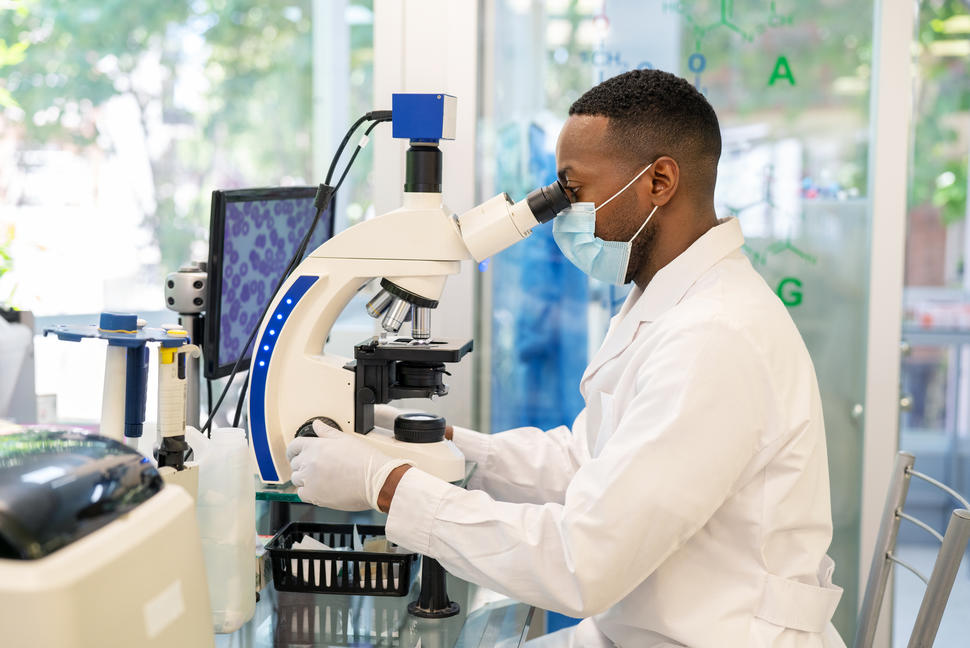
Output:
216,572,533,647
235,463,535,647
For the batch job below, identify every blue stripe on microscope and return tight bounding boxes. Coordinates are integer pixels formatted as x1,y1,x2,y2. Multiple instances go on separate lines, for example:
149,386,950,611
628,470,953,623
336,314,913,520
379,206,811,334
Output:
249,275,318,482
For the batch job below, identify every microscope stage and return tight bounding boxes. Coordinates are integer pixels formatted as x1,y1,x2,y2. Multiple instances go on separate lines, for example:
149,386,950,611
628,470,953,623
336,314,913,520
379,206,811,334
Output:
354,337,473,363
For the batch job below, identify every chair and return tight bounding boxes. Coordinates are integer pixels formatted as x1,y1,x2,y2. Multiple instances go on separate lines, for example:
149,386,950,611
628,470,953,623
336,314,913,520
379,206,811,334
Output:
854,451,970,648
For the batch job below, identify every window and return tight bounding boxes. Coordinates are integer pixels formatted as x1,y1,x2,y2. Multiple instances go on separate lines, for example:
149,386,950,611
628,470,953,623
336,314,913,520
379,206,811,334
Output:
896,2,970,644
0,0,373,422
479,0,875,635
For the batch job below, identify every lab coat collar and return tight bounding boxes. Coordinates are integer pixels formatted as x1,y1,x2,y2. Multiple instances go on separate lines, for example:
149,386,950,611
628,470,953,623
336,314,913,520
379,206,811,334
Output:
581,217,745,394
627,216,744,323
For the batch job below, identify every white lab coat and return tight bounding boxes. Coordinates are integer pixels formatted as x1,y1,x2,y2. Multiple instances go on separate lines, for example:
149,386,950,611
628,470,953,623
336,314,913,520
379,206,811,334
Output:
385,217,845,647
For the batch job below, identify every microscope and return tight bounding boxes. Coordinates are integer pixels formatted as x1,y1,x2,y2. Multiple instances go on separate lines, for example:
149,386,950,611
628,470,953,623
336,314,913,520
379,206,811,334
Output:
248,93,569,485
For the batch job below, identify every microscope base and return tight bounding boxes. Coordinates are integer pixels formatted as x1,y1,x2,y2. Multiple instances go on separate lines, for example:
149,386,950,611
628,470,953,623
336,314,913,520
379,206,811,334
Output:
359,427,465,483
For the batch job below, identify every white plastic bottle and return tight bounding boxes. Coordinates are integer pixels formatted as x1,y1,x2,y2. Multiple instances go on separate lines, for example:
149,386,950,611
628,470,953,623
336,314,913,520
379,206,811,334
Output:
196,427,256,633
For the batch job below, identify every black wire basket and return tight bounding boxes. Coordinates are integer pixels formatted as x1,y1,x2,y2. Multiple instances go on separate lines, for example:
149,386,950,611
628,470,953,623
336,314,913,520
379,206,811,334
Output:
266,522,417,597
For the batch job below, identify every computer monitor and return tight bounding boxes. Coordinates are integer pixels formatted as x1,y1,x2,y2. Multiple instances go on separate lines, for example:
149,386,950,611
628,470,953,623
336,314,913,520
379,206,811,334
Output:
204,187,334,379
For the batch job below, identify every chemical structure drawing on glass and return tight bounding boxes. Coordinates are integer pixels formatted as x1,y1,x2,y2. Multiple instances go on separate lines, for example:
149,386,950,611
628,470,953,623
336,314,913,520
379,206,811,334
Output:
572,1,797,93
723,165,816,271
720,160,798,231
577,48,654,84
744,240,817,268
720,167,816,309
716,141,819,309
663,0,795,53
562,2,812,307
663,0,797,92
722,163,793,222
744,239,816,308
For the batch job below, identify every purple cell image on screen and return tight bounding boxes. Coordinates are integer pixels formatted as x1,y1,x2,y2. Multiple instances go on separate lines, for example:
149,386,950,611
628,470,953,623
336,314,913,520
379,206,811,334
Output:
220,197,329,365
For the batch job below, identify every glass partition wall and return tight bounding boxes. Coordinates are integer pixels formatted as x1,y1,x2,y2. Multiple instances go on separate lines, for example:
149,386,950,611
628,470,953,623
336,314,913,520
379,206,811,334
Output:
477,0,877,637
894,2,970,645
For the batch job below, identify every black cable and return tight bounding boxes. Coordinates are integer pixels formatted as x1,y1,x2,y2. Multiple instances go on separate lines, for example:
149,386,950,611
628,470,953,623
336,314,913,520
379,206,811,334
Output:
289,117,388,273
226,120,386,431
217,116,391,433
204,199,325,437
334,121,381,195
232,371,249,429
323,110,389,185
202,205,321,436
206,378,213,416
325,115,368,184
292,120,382,264
205,112,392,436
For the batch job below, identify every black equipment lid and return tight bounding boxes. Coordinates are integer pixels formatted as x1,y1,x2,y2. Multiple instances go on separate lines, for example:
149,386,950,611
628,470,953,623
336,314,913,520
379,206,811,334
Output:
0,429,163,560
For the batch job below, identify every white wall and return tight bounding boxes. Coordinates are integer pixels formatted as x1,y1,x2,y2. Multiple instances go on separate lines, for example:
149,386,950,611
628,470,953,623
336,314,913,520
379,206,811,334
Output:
373,0,480,428
861,0,915,645
312,0,350,194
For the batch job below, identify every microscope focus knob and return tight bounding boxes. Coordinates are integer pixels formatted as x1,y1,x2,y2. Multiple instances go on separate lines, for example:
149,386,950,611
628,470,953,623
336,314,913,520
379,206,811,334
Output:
393,413,446,444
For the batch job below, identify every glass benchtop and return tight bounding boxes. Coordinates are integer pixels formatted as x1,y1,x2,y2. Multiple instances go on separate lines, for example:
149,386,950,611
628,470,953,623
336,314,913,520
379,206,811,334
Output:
239,462,528,647
215,574,533,648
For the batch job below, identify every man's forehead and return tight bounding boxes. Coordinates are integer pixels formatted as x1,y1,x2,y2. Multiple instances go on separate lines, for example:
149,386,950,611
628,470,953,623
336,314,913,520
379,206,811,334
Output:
556,114,615,176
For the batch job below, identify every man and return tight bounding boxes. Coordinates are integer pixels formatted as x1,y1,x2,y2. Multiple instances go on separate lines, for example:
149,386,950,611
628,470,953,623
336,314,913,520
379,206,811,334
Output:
287,70,845,647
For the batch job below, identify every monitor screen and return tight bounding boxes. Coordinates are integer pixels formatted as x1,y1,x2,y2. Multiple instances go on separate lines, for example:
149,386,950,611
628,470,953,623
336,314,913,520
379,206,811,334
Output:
204,187,333,379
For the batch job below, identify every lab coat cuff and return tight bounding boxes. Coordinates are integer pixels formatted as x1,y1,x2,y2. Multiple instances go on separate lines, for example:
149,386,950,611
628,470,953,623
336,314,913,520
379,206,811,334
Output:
385,467,453,556
450,425,493,467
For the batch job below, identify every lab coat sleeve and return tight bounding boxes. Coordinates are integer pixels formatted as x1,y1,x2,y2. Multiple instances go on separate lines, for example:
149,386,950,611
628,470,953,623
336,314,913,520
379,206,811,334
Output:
450,412,590,505
385,322,772,617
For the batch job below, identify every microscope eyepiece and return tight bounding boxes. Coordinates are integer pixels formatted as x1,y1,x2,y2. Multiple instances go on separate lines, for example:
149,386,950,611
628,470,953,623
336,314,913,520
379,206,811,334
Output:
457,179,572,261
525,180,571,224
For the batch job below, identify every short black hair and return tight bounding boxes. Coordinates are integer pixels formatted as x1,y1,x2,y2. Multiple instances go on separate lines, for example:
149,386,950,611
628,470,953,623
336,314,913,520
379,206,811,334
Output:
570,69,721,197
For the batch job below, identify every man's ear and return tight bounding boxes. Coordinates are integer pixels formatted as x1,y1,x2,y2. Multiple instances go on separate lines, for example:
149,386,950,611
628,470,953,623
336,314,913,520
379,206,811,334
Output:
643,156,679,207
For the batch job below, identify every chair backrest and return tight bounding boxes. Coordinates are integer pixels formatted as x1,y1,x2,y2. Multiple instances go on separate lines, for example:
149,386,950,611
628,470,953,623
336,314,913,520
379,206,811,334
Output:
854,451,970,648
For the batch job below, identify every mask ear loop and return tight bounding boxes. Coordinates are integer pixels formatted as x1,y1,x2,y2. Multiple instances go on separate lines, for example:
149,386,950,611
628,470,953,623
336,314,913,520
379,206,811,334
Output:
594,161,655,213
627,204,659,243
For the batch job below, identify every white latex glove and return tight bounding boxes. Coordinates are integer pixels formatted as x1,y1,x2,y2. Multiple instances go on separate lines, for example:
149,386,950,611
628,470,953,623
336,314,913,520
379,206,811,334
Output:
286,420,410,511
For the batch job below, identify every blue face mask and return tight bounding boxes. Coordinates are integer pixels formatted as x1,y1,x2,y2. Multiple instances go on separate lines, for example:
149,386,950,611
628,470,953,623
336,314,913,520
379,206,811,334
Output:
553,162,659,285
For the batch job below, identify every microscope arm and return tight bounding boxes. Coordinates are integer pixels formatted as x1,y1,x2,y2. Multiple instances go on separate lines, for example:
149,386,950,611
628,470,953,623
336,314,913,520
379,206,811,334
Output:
248,181,570,484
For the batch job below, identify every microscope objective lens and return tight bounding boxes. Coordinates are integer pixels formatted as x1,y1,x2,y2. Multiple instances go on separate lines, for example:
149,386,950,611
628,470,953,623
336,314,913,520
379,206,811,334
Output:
366,288,395,318
381,297,410,333
412,306,431,340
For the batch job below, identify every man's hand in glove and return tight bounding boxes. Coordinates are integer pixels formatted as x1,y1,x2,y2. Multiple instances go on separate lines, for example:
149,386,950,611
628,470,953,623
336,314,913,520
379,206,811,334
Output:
286,420,412,512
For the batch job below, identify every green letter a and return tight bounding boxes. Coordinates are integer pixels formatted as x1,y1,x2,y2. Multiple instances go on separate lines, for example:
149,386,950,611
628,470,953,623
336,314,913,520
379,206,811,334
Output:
768,56,796,86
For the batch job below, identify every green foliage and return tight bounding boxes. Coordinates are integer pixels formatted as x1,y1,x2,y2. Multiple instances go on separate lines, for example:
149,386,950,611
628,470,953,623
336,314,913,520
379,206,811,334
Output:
1,0,195,144
931,160,967,225
0,228,13,305
0,38,28,67
0,241,10,277
909,0,970,223
0,0,30,109
0,0,322,279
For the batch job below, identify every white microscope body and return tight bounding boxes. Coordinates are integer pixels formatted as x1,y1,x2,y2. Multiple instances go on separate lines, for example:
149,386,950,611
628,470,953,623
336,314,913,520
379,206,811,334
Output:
248,93,569,485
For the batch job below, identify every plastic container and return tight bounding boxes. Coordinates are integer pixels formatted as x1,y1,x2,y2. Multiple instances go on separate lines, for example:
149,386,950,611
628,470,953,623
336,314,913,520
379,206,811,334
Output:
196,427,256,633
266,522,417,596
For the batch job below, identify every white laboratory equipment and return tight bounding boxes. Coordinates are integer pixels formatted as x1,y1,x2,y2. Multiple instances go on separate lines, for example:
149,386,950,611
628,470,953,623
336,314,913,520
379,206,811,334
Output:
0,428,213,648
0,309,35,423
246,93,570,486
196,427,257,633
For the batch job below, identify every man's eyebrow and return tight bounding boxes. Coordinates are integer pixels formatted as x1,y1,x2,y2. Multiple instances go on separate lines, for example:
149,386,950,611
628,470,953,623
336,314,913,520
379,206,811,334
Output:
557,167,571,182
